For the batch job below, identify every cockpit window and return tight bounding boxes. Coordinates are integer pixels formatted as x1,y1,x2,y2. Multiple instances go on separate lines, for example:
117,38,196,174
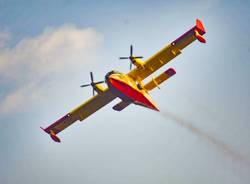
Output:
106,70,122,76
105,70,122,81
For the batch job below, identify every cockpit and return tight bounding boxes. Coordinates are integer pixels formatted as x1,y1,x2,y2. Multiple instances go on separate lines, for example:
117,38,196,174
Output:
105,70,123,82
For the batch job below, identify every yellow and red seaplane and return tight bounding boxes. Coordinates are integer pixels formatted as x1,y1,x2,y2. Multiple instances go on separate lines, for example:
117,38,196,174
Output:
41,19,206,142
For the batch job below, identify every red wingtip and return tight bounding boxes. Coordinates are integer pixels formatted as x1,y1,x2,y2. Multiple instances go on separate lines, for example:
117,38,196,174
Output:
196,19,206,35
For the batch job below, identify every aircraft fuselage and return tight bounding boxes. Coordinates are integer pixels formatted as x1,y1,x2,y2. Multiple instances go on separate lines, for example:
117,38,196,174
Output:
105,71,159,111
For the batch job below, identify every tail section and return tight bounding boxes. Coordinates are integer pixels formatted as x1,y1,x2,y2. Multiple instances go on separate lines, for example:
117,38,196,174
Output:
195,19,206,43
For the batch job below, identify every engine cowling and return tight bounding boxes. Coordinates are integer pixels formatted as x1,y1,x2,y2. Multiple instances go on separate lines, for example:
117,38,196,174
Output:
131,58,145,69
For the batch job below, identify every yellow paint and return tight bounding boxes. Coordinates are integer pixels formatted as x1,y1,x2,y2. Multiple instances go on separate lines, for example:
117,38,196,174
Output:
127,32,195,82
144,71,171,91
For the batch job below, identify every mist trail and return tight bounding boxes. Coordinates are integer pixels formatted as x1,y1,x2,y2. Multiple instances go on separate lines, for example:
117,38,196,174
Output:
160,111,250,167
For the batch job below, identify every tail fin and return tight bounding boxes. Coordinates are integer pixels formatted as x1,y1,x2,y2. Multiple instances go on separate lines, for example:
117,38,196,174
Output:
195,19,206,43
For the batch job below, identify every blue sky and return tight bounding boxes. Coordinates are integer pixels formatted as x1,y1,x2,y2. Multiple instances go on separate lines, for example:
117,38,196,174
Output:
0,0,250,184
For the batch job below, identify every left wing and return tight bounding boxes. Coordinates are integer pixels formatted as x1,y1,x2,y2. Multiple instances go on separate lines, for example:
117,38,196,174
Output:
128,19,206,81
41,88,116,142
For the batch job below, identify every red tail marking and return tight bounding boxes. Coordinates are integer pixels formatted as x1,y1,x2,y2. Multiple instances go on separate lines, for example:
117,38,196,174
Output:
196,19,206,35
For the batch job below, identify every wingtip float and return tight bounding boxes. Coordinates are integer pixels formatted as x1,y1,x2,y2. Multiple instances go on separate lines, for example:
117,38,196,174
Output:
40,127,61,143
42,19,206,142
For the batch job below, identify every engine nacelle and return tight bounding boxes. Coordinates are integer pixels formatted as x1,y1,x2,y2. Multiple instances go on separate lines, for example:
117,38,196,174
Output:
131,58,145,69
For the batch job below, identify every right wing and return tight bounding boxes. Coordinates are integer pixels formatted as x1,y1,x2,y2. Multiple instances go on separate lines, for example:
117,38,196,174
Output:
41,88,116,142
127,19,206,81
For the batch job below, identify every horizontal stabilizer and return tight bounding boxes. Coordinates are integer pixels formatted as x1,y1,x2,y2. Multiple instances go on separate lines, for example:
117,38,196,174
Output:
144,68,176,91
113,101,131,111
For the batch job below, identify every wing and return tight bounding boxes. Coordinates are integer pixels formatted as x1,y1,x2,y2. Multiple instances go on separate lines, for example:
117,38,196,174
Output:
41,88,116,142
127,19,206,81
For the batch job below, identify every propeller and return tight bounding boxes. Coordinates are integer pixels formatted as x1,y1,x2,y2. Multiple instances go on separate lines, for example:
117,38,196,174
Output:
80,72,104,96
119,45,143,70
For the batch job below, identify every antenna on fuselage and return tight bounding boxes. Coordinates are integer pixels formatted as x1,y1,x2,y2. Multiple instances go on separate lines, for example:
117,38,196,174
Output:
80,72,104,96
119,45,143,70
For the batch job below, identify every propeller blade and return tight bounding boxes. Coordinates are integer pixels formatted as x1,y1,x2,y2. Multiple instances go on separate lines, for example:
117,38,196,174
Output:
134,56,143,59
90,72,94,83
81,72,105,96
119,45,143,71
80,84,91,87
94,81,104,85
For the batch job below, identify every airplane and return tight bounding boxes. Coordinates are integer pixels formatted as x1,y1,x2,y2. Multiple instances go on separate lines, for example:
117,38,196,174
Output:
41,19,206,143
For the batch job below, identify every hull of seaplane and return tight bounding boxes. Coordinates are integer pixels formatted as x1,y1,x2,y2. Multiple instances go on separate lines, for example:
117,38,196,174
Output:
106,72,159,111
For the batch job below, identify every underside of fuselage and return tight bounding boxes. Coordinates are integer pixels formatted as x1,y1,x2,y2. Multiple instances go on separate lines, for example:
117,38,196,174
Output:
105,71,159,111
